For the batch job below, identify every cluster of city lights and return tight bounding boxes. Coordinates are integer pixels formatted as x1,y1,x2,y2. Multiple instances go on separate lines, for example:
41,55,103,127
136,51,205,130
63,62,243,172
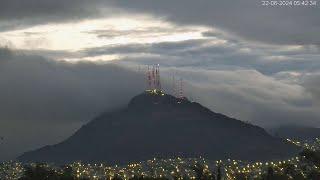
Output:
2,138,320,179
0,161,24,180
286,138,320,151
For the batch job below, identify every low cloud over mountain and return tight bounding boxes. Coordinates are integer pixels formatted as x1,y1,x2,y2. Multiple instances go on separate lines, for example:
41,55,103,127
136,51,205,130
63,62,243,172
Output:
0,48,320,161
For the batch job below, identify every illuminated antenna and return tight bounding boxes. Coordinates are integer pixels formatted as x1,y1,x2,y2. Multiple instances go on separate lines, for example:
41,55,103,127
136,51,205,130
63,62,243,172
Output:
152,65,156,89
146,66,152,90
172,74,177,97
156,64,162,90
179,78,184,99
155,65,159,89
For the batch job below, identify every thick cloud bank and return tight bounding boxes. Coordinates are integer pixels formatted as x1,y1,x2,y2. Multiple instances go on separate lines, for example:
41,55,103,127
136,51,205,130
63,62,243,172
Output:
0,48,320,161
0,48,145,161
1,0,319,46
0,0,122,31
112,0,320,45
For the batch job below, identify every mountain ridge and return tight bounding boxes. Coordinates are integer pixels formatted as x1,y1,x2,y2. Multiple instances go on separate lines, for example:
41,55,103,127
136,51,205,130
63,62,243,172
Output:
18,91,299,165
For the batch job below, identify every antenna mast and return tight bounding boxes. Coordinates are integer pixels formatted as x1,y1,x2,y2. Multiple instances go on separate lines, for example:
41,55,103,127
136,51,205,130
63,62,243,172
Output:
146,66,152,90
179,78,184,99
172,74,176,97
156,64,161,90
152,66,156,90
145,64,164,95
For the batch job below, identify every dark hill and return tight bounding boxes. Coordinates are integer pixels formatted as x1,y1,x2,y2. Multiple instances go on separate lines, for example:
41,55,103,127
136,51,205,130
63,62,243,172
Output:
18,91,299,164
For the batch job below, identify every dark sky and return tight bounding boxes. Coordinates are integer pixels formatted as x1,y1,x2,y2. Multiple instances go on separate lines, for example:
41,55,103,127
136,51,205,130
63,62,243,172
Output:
0,0,320,161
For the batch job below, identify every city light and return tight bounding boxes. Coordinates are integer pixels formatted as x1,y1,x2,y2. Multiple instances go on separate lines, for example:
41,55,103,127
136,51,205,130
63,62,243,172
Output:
2,137,320,179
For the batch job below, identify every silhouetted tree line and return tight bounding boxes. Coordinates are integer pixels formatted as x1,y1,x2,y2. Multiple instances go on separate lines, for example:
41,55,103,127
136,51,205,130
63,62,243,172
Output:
300,149,320,167
19,164,76,180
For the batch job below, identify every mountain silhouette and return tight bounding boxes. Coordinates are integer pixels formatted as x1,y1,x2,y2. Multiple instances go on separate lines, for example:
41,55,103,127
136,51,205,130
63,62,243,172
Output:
271,126,320,141
18,91,299,164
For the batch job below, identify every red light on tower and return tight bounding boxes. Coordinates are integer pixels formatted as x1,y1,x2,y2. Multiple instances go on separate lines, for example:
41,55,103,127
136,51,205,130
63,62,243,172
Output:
145,64,164,94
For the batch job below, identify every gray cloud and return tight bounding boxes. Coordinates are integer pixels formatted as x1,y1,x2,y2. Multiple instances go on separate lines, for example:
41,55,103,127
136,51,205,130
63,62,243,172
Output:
0,48,145,161
1,44,320,161
179,69,319,128
80,38,320,75
79,38,320,127
302,72,320,103
0,0,122,31
111,0,320,45
84,26,194,39
1,0,319,46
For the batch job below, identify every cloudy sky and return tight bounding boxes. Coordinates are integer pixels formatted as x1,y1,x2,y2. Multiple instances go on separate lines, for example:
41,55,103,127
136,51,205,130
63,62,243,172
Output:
0,0,319,161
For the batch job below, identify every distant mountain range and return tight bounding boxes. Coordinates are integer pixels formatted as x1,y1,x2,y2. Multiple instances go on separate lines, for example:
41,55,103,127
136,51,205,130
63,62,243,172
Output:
19,91,299,165
270,126,320,142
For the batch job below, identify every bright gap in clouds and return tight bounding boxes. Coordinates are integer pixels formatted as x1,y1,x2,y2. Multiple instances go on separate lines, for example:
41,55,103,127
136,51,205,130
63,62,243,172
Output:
0,15,210,62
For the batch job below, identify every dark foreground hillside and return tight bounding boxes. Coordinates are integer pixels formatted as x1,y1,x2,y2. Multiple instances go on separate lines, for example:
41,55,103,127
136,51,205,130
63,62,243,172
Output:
19,91,298,164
